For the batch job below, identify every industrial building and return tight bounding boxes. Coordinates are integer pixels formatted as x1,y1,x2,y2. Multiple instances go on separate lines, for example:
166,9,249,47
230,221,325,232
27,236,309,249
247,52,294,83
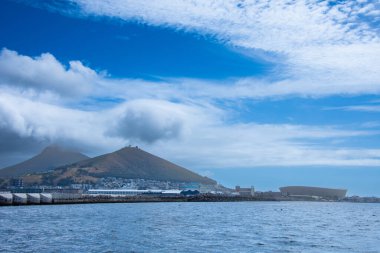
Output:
279,186,347,199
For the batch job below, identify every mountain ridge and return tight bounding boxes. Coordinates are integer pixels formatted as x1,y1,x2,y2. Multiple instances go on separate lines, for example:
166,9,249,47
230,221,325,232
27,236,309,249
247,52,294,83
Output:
22,146,216,186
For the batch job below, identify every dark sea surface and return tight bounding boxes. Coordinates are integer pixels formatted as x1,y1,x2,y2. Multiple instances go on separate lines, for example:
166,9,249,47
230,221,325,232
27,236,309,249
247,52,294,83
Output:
1,201,379,253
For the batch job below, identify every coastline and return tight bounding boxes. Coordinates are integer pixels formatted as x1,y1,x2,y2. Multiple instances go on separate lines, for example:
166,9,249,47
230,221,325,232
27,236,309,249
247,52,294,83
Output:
1,194,379,206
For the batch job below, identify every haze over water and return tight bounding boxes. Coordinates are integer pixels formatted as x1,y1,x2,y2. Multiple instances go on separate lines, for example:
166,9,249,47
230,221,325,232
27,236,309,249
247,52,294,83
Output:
1,202,379,253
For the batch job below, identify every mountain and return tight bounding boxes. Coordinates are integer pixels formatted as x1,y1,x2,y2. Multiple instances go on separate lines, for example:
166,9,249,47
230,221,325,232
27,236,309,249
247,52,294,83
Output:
0,146,90,178
24,146,216,186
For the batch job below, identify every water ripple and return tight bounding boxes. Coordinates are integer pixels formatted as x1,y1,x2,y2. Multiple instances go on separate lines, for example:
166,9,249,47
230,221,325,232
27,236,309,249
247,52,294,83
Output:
0,202,379,252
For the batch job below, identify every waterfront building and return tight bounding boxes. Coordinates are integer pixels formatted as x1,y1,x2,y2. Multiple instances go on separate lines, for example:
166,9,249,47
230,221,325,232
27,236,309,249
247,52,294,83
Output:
87,189,189,197
235,186,255,197
87,189,160,196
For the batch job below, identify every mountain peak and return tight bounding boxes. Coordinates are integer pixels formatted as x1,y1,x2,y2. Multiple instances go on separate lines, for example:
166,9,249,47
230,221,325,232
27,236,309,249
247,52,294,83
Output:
0,146,90,178
116,146,141,152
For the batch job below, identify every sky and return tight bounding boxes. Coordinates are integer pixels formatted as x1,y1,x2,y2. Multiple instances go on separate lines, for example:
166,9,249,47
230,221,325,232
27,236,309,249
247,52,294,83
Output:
1,0,380,196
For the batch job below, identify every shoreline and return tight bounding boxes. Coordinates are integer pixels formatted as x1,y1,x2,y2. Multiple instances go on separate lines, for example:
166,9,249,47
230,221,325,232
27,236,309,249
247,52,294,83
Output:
1,194,380,206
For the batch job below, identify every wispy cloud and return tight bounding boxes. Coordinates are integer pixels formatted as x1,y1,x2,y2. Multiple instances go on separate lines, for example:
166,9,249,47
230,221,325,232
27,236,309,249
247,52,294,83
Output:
65,0,380,93
149,123,380,169
329,105,380,112
71,0,379,49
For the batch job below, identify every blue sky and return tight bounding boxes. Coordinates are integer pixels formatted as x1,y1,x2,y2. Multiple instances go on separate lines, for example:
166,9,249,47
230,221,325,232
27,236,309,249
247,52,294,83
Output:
1,0,380,196
0,0,272,79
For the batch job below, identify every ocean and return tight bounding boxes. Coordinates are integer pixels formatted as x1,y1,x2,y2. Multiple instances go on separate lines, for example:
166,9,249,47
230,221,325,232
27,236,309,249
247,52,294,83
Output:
1,201,379,253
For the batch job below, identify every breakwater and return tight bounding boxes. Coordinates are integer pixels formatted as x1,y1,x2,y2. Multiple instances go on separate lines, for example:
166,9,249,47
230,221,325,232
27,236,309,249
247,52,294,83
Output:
0,192,281,206
2,192,379,206
0,192,78,205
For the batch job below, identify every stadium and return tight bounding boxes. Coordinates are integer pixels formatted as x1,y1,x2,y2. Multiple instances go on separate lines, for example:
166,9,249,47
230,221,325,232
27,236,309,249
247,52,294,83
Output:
279,186,347,199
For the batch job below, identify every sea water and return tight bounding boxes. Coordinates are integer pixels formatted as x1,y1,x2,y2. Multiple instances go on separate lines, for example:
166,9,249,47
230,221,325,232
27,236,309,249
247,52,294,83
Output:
1,201,379,253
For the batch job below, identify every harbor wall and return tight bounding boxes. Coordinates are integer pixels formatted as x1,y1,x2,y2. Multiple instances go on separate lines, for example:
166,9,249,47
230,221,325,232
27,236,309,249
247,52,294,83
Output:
0,193,275,206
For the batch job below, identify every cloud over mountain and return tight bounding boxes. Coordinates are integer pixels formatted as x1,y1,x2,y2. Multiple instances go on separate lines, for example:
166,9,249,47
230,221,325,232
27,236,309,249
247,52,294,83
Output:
111,100,192,143
1,47,380,168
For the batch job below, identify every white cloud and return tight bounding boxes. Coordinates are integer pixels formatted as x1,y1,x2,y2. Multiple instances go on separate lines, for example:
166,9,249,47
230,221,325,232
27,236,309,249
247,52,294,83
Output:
109,99,214,143
1,47,380,168
6,1,377,101
0,89,214,154
114,77,380,101
2,87,380,168
0,48,101,97
72,0,379,49
0,91,113,150
2,45,380,106
68,0,380,93
148,122,380,169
